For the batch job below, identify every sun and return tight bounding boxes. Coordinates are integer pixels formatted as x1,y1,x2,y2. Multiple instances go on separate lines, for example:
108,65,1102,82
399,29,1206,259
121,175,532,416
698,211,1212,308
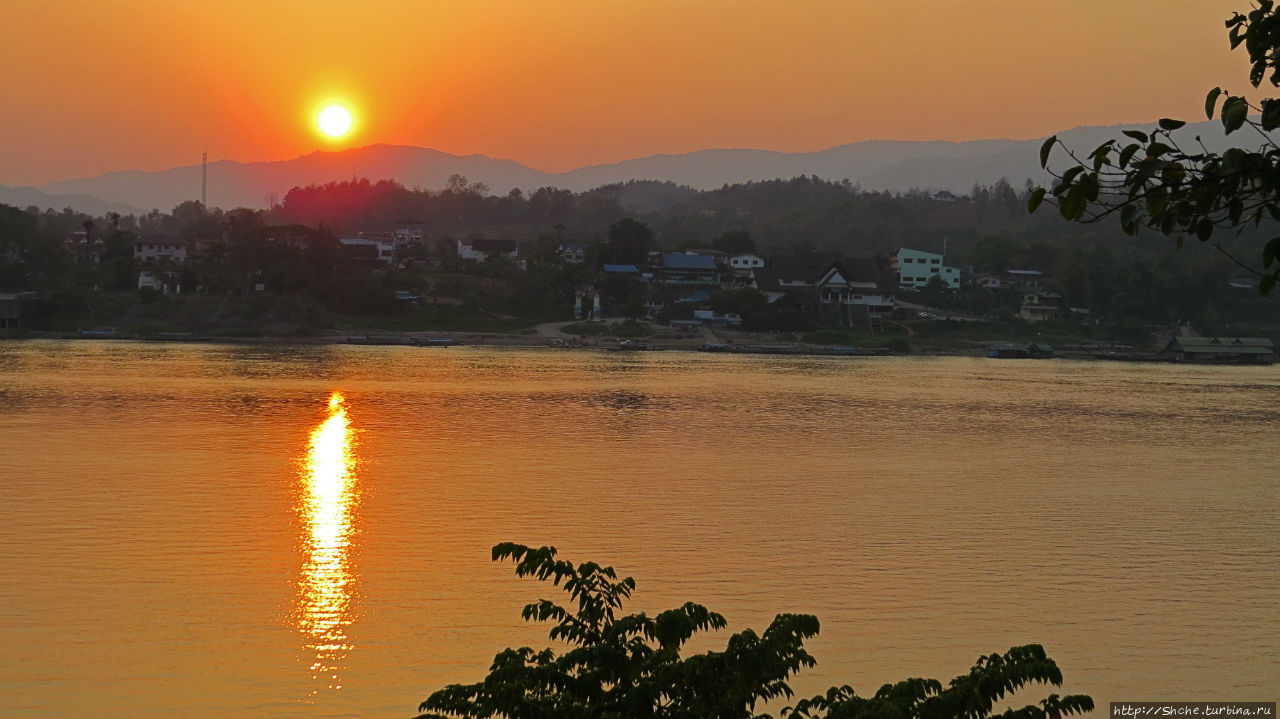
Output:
317,105,353,139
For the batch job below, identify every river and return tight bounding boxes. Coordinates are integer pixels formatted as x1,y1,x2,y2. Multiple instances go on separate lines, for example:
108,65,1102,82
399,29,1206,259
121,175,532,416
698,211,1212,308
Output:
1,340,1276,717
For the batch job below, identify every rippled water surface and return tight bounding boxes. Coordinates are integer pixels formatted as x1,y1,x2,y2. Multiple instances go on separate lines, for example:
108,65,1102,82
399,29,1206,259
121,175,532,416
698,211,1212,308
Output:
1,340,1277,717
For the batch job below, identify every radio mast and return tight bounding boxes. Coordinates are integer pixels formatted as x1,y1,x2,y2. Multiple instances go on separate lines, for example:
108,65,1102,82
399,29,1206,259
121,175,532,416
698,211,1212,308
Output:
201,151,207,209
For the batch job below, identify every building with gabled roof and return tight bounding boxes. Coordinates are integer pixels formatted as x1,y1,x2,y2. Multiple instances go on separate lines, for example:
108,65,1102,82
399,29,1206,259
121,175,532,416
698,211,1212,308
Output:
1019,290,1062,322
64,230,104,264
816,257,897,327
1163,337,1275,364
744,267,785,302
560,242,588,264
770,251,842,288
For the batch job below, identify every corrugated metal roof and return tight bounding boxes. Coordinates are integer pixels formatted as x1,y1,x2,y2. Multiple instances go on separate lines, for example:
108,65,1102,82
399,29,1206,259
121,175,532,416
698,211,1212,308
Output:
1181,345,1274,354
662,253,718,269
1174,337,1219,347
1167,336,1275,354
1173,336,1274,349
603,264,639,273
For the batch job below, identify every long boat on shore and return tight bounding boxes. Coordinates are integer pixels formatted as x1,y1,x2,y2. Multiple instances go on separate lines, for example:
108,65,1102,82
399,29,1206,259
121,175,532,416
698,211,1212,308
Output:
347,335,411,345
700,343,888,357
1087,351,1171,363
346,335,459,347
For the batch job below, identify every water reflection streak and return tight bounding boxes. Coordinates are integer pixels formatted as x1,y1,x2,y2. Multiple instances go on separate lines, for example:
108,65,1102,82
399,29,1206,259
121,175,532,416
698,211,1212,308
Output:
297,392,358,693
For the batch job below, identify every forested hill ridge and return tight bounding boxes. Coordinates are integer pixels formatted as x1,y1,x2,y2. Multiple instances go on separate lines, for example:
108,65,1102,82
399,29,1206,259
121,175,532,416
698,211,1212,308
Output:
273,175,1046,255
7,118,1252,214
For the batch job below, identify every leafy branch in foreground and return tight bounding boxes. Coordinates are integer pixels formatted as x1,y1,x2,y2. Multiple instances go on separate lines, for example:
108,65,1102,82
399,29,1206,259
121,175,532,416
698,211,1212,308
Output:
1032,1,1280,294
415,543,1092,719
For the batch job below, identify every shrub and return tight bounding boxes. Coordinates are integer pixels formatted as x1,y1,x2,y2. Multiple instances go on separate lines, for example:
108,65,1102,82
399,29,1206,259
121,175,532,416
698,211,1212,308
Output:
416,544,1093,719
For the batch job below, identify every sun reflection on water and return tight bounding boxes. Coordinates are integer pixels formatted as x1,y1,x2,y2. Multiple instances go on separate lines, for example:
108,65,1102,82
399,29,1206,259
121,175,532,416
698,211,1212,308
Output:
297,392,358,694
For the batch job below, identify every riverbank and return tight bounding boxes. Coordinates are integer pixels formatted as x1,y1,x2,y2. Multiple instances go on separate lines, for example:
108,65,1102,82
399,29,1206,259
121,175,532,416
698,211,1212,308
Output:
6,316,1275,363
0,327,1202,362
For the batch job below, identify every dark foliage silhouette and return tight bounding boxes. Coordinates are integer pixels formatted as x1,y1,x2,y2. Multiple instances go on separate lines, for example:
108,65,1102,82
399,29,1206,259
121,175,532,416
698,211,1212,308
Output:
415,544,1092,719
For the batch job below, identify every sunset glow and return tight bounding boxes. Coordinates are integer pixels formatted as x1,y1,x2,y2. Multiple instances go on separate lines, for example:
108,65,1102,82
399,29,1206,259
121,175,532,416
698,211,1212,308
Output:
0,0,1247,185
317,105,353,139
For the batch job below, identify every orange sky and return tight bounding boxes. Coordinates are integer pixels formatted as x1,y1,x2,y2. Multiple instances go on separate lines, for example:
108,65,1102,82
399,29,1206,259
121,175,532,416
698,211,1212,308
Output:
0,0,1251,186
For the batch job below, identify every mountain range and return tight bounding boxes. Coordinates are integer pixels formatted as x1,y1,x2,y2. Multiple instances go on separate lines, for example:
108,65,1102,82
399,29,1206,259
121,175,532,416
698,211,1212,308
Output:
1,119,1249,216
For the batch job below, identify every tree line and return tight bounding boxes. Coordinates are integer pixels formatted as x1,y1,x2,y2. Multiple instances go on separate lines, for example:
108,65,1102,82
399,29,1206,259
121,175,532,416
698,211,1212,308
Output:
2,168,1277,334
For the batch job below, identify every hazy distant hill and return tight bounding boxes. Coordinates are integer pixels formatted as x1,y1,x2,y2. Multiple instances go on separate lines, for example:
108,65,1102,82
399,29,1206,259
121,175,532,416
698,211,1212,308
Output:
555,139,1032,192
16,118,1250,215
558,121,1247,194
36,145,552,214
0,184,144,216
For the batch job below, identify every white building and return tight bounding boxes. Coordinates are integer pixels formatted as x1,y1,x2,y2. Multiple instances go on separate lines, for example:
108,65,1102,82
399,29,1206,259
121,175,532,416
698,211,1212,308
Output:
134,237,187,264
340,237,396,265
728,253,765,273
893,248,959,289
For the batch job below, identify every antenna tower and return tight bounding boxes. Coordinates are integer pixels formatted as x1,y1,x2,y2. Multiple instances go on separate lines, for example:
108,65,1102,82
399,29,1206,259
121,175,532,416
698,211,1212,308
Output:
201,151,207,209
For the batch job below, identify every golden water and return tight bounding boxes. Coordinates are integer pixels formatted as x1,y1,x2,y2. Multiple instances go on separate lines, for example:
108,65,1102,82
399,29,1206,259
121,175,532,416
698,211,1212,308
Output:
0,341,1276,717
